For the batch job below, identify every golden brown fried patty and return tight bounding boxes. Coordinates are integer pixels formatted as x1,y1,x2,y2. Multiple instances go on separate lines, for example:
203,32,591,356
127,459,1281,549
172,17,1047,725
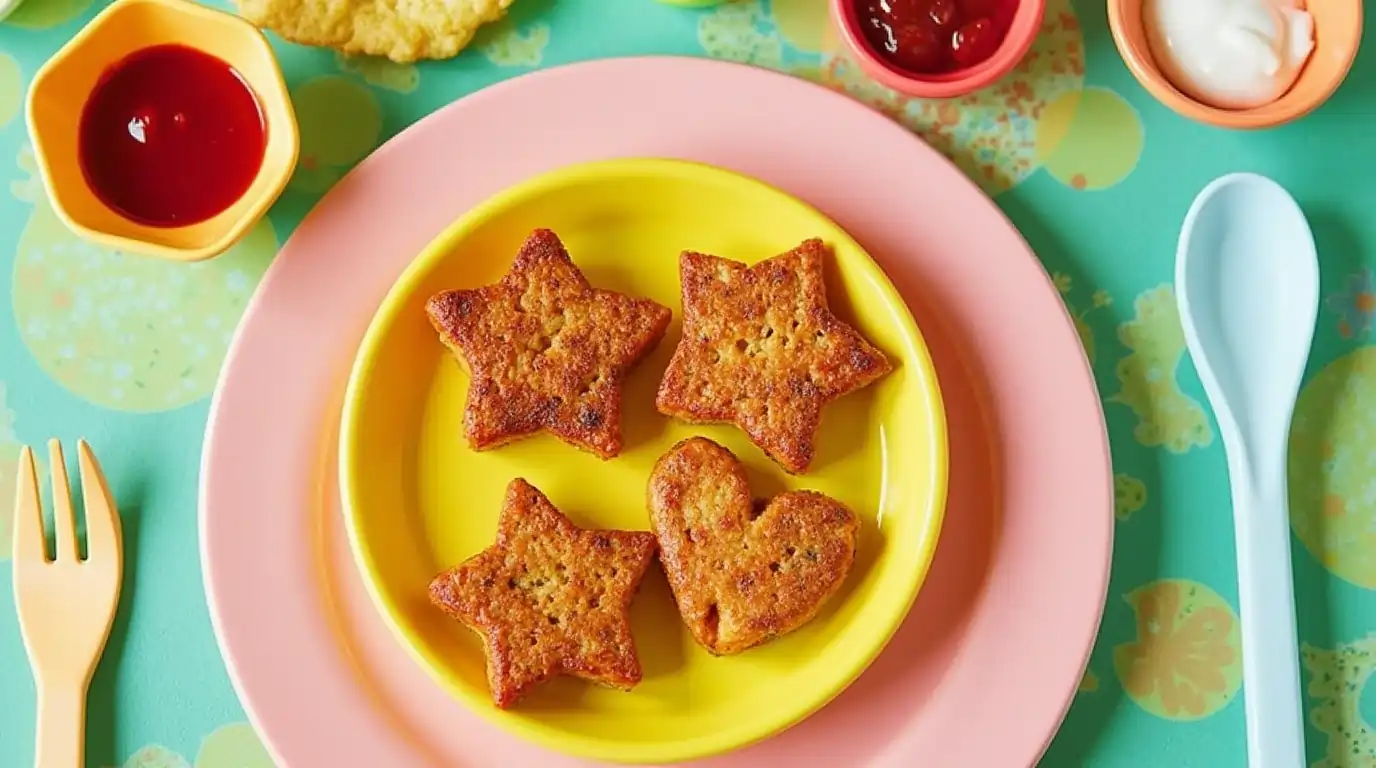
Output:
647,437,859,656
429,478,659,708
427,229,672,459
238,0,511,62
655,239,891,474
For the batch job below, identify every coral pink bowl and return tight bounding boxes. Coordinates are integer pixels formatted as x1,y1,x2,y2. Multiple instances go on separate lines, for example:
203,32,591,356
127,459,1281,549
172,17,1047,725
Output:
829,0,1047,99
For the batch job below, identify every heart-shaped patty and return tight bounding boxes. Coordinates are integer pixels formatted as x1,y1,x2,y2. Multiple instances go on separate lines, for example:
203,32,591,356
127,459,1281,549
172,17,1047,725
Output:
647,437,859,655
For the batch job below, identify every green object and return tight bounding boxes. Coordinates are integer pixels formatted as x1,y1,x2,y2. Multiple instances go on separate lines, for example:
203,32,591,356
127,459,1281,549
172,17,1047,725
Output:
3,1,1376,765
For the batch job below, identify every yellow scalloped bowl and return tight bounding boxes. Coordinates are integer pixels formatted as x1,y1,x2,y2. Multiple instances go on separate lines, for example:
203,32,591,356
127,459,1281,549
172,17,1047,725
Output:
25,0,297,262
340,158,948,764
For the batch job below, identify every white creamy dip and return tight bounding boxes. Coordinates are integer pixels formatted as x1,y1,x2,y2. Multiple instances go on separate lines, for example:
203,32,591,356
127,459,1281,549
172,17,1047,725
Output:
1143,0,1316,110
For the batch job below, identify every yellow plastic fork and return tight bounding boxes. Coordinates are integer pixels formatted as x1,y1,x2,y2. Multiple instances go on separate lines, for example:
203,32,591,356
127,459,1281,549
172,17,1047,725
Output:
12,440,123,768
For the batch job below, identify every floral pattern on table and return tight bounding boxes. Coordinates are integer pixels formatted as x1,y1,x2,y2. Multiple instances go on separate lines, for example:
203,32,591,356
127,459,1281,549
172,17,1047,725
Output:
1113,579,1243,721
1115,473,1147,521
697,0,1143,197
9,146,278,412
1303,636,1376,768
1035,85,1144,191
1108,285,1214,453
1080,669,1101,693
1326,269,1376,340
0,50,18,129
0,380,48,564
335,53,420,94
699,1,787,68
772,0,832,52
479,20,550,67
2,0,94,29
117,745,190,768
1053,270,1111,364
287,76,383,195
117,723,274,768
1289,346,1376,587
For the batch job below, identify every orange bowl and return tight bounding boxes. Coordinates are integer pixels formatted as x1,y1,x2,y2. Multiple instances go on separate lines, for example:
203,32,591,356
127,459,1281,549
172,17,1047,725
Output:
1108,0,1362,129
26,0,298,262
829,0,1047,99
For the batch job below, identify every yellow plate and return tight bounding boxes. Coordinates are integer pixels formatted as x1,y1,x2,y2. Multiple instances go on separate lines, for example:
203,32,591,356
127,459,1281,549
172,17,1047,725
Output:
340,158,948,764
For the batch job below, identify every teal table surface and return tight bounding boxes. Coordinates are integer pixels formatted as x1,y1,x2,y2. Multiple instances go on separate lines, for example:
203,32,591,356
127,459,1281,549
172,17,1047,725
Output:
3,1,1376,765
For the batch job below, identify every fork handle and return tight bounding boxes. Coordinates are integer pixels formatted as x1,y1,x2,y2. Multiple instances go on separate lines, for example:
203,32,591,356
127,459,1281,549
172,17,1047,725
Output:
35,681,86,768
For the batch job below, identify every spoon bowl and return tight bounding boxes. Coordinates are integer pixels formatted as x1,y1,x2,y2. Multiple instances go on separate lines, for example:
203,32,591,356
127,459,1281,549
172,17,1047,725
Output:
1179,174,1319,455
1176,173,1318,768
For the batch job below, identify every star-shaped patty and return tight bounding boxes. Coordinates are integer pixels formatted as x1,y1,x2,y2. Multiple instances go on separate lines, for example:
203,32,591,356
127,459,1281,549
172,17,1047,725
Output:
655,239,893,474
426,229,672,458
428,478,659,709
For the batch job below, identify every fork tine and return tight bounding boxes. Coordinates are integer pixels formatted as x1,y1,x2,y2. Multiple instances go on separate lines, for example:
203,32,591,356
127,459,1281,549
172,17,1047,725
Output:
12,446,46,563
77,440,121,560
47,439,79,562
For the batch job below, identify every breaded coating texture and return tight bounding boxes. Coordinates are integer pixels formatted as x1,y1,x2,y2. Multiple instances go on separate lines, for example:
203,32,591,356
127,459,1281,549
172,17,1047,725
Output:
655,239,892,474
429,479,659,708
238,0,511,63
426,229,672,459
647,437,859,656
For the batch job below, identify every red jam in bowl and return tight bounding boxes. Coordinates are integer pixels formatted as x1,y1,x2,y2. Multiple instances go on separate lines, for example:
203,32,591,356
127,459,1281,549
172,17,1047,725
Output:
78,44,267,228
857,0,1019,74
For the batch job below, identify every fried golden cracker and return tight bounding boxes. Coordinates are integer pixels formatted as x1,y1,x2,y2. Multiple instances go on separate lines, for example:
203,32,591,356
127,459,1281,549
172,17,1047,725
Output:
655,239,892,473
647,437,859,655
429,479,659,708
238,0,511,62
426,229,672,459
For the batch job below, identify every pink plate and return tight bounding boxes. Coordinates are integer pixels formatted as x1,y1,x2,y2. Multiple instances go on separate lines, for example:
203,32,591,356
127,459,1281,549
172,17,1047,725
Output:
200,57,1112,767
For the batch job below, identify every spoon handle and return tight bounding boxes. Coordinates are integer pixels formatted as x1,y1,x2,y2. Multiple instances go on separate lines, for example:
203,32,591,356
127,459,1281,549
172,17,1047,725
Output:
1229,451,1306,768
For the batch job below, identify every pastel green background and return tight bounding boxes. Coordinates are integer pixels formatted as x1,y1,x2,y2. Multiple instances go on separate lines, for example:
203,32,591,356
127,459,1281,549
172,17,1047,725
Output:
0,0,1374,765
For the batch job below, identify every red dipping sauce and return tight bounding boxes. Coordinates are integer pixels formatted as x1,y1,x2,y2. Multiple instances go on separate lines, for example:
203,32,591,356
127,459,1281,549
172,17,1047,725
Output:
857,0,1019,74
79,44,266,228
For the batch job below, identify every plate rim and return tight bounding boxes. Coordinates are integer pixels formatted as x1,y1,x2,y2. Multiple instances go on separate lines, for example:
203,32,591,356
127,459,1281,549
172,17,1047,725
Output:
198,54,1113,768
337,156,951,765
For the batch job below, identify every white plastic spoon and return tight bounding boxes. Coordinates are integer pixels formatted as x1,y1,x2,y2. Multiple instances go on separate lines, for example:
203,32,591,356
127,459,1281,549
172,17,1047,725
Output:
1176,173,1317,768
